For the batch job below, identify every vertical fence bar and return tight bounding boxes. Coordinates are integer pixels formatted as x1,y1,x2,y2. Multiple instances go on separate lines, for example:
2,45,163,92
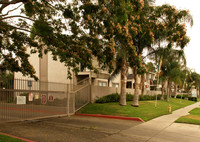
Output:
73,92,75,114
67,84,69,116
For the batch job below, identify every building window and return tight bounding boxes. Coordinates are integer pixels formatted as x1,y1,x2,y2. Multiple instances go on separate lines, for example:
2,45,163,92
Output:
126,81,132,88
98,81,107,87
112,83,119,88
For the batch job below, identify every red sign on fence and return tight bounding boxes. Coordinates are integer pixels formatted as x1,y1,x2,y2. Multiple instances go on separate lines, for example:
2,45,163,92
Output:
41,94,47,104
49,95,54,101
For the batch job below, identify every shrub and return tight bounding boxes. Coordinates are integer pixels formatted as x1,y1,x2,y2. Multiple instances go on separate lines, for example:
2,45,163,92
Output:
138,95,166,101
139,95,153,101
95,93,120,103
175,94,197,102
126,94,133,101
176,94,189,99
188,97,197,102
95,93,166,103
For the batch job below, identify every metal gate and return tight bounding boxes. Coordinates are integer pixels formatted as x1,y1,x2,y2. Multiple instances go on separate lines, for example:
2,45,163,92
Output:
70,78,90,112
0,78,90,122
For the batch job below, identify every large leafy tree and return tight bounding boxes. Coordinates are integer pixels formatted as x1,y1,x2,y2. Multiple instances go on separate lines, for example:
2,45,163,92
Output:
0,0,117,80
146,4,193,101
69,0,146,106
131,0,155,106
132,3,193,106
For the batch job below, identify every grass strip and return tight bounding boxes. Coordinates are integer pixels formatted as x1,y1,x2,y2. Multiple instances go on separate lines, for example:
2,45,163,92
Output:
0,134,24,142
78,98,195,121
176,108,200,125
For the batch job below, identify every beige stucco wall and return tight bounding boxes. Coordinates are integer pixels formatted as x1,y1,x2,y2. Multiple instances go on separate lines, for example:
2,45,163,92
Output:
14,49,72,84
47,53,71,84
91,85,120,102
91,85,162,103
14,50,39,80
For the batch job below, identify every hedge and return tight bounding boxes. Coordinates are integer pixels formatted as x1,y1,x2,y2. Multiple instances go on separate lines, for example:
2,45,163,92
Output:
95,93,167,103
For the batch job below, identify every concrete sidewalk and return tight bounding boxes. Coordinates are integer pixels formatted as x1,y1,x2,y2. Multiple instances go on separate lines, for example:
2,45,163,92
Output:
99,101,200,142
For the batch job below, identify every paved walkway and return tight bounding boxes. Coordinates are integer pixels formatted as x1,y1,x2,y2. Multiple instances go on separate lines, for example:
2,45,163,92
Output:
99,101,200,142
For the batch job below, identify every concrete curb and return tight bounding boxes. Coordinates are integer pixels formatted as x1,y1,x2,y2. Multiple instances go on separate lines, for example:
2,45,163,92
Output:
0,132,35,142
76,113,145,123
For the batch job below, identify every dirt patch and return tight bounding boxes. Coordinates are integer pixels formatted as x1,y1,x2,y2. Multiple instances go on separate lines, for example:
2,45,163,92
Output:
185,115,200,120
146,101,156,104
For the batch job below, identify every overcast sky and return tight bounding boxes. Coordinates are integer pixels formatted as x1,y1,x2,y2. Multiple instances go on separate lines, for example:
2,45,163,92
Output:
155,0,200,73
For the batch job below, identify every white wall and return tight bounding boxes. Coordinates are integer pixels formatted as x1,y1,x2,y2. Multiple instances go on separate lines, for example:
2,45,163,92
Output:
47,53,71,84
15,49,72,84
91,85,120,102
91,86,162,103
14,50,39,80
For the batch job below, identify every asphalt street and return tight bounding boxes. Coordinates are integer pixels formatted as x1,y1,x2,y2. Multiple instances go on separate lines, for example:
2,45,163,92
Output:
0,115,142,142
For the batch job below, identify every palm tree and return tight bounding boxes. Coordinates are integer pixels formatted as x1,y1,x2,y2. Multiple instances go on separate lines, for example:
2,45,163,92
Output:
132,2,193,106
109,49,128,106
188,71,200,97
150,47,187,101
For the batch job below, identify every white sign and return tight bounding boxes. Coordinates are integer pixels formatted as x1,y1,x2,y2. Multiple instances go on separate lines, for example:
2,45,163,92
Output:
35,93,39,99
17,96,26,104
29,93,34,101
192,89,197,97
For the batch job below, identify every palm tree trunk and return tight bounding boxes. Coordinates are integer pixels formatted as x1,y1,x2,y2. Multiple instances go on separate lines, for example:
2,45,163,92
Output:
169,82,172,98
132,74,140,107
161,81,165,100
196,86,199,97
199,89,200,99
174,84,177,98
166,79,170,102
120,58,127,106
141,75,145,97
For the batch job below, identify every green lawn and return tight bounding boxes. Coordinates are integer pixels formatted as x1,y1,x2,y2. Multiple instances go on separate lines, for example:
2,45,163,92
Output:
78,98,195,121
0,134,24,142
176,108,200,125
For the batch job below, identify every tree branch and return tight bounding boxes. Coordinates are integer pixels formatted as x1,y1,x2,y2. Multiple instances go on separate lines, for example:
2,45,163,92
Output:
0,0,23,4
0,4,9,13
142,49,156,60
0,0,24,13
0,3,23,17
1,15,35,21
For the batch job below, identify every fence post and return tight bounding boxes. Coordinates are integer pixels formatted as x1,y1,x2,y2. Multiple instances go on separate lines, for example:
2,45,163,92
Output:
66,84,69,116
89,77,92,103
73,92,75,114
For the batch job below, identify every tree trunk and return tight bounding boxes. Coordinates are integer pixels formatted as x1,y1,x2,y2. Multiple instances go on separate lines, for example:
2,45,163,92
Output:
174,84,177,98
141,74,145,97
132,74,140,107
196,85,199,97
199,89,200,99
166,79,170,102
120,58,127,106
161,81,165,100
169,82,172,98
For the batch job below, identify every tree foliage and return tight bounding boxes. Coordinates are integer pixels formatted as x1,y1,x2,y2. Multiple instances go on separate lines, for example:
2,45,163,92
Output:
0,0,119,80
